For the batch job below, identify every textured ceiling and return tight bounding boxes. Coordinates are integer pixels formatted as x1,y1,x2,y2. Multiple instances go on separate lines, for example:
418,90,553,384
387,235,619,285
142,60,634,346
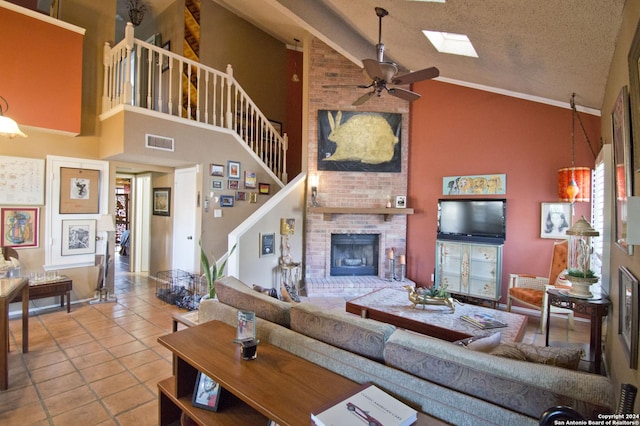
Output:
129,0,626,112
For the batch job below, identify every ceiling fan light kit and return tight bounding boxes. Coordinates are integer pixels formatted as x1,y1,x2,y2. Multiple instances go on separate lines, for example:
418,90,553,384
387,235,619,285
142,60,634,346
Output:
323,7,439,106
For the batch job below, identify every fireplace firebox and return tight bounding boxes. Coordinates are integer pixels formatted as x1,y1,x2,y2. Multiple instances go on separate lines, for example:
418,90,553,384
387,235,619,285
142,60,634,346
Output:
330,234,379,276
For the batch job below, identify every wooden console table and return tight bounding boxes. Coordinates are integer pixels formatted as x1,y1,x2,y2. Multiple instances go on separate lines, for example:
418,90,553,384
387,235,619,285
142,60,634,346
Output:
157,320,444,425
1,277,29,390
12,276,73,313
546,289,610,374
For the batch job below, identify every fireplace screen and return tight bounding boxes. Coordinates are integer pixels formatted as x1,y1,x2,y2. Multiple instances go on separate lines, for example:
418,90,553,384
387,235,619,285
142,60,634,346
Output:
330,234,379,276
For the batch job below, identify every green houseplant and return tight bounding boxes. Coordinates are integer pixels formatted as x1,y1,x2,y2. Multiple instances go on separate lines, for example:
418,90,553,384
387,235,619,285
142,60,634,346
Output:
200,240,237,299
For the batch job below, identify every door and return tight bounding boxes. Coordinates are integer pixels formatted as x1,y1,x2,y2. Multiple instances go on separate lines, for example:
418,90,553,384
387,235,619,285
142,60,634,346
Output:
172,167,200,273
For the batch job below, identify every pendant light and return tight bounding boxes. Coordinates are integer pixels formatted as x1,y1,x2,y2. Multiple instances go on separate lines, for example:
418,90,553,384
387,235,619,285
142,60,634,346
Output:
0,96,27,139
291,38,300,83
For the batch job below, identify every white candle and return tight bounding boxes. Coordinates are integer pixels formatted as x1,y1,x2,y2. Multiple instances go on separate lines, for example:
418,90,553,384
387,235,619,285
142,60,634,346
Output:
399,255,406,265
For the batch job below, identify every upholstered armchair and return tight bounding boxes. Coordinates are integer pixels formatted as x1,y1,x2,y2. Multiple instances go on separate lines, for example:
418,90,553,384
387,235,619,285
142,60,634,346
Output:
507,240,574,332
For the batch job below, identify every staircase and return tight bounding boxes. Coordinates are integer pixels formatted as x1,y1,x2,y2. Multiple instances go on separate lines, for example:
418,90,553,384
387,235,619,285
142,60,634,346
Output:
101,23,288,184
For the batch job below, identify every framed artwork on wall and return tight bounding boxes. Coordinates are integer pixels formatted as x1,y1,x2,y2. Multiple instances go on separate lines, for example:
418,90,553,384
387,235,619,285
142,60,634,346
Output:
59,167,100,214
618,266,638,369
259,183,270,194
228,161,241,179
153,187,171,216
540,202,572,239
61,219,96,255
1,207,39,248
244,171,257,189
0,156,45,205
220,195,234,207
612,86,634,255
260,232,275,256
210,163,224,177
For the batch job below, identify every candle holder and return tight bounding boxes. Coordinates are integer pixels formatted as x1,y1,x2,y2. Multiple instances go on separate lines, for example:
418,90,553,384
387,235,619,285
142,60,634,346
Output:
387,258,396,281
399,264,406,281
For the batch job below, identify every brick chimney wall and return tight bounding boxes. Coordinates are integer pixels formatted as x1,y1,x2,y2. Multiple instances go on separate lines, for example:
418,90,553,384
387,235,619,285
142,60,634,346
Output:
305,38,412,293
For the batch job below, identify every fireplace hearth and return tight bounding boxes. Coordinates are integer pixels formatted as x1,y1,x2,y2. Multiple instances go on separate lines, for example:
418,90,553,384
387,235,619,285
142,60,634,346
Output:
330,234,379,276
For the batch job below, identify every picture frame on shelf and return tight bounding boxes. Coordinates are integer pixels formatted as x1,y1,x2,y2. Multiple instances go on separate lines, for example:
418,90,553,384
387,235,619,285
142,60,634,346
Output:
61,219,96,256
210,163,224,177
260,232,275,256
259,183,270,194
540,202,572,239
59,167,100,214
1,207,39,248
395,195,406,208
153,188,171,216
228,161,241,180
220,195,234,207
192,372,222,411
619,266,638,369
612,86,634,255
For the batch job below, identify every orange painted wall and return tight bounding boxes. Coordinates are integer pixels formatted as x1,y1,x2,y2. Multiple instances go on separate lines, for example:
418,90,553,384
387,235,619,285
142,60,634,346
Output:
0,6,83,134
407,80,600,302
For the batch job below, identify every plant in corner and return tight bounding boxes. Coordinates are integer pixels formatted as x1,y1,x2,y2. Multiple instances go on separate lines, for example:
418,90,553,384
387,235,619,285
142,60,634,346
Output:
200,240,237,299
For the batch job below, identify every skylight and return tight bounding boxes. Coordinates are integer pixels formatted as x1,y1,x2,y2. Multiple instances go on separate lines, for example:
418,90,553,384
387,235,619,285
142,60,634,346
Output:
422,30,478,58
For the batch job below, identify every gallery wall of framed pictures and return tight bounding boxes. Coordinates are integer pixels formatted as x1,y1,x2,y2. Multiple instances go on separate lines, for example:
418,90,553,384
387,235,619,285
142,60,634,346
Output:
207,161,272,208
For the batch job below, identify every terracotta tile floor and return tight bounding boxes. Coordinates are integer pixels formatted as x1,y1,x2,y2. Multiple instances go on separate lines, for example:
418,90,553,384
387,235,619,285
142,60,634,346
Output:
0,260,593,425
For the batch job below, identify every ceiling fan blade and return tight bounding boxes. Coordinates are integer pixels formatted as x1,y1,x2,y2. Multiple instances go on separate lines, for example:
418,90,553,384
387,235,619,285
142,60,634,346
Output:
392,67,439,85
388,87,421,102
323,84,372,89
352,91,376,106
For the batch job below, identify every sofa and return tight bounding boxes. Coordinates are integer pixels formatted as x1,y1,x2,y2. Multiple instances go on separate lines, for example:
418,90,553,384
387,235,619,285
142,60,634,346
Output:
195,276,614,425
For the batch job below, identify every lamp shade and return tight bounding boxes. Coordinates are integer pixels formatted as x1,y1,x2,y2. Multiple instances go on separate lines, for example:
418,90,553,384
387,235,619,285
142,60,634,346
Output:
558,167,591,202
0,115,27,138
97,214,116,233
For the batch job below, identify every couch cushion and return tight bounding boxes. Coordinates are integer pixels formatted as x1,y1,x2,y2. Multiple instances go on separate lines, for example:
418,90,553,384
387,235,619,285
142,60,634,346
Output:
290,303,395,362
214,276,291,327
514,343,583,370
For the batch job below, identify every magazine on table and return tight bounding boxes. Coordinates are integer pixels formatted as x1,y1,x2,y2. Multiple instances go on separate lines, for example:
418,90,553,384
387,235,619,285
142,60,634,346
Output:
311,382,417,426
460,313,508,329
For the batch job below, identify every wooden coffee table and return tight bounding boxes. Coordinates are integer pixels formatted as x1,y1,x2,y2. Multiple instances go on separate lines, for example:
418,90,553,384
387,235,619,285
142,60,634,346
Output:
346,287,527,342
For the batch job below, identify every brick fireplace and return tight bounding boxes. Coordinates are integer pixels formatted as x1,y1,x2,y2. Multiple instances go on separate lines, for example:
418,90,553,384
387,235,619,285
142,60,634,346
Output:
304,38,412,296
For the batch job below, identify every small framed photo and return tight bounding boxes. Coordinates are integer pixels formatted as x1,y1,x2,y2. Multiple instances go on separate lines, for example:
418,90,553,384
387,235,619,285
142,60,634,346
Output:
619,266,639,369
1,207,39,248
62,219,96,256
244,171,257,189
236,191,246,201
153,187,171,216
249,192,258,203
395,195,406,208
228,180,239,190
228,161,241,180
211,179,223,190
210,163,224,177
259,183,270,194
540,202,572,239
220,195,234,207
192,372,222,411
260,232,275,256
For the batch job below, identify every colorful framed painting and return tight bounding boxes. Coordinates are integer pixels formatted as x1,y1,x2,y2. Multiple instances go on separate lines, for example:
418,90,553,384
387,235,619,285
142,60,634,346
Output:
61,219,96,256
153,187,171,216
228,161,241,180
244,171,257,189
259,183,270,194
442,174,506,195
540,202,572,239
228,180,239,190
220,195,234,207
1,207,39,248
612,86,634,255
236,191,246,201
59,167,100,214
210,163,224,177
619,266,639,369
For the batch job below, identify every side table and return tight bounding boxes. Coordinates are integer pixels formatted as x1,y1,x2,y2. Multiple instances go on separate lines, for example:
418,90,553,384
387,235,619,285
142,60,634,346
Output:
546,288,610,374
278,261,302,295
13,276,73,313
0,277,29,390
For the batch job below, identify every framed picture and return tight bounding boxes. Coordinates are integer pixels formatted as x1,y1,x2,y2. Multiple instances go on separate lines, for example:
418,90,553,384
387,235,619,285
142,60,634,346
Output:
192,372,222,411
244,171,257,189
210,163,224,177
260,232,275,256
153,187,171,216
540,202,572,239
395,195,406,208
220,195,234,207
259,183,270,194
228,161,241,180
61,219,96,256
627,23,640,193
618,266,638,369
612,86,634,255
211,179,223,190
0,156,45,205
161,40,170,72
228,180,239,190
1,207,39,248
59,167,100,214
249,192,258,203
236,191,246,201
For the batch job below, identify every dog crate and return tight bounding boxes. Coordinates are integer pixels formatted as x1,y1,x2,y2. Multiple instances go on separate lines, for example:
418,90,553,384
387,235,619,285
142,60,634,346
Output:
155,269,195,306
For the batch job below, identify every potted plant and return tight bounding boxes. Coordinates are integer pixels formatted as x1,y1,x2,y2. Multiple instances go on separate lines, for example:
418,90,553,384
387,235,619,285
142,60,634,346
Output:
200,240,236,300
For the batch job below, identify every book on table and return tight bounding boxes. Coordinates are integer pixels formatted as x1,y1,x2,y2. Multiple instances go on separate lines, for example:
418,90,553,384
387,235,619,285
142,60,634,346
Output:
311,382,417,426
460,313,508,329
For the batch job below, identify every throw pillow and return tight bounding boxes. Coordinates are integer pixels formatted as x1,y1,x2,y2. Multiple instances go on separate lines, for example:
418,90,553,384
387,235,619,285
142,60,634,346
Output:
489,343,528,361
280,282,300,303
515,343,583,370
465,331,502,352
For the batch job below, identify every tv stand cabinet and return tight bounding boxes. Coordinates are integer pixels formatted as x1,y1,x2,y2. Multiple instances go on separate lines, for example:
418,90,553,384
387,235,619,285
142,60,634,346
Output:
435,239,503,305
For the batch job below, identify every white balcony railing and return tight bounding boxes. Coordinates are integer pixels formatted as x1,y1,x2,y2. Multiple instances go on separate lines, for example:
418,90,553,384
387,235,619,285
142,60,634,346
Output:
102,23,288,184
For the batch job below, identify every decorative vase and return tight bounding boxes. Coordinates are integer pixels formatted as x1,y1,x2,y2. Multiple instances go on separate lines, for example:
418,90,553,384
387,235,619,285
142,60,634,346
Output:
565,275,599,298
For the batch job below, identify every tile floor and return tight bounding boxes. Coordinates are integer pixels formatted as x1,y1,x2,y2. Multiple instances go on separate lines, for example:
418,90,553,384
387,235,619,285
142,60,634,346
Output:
1,258,593,425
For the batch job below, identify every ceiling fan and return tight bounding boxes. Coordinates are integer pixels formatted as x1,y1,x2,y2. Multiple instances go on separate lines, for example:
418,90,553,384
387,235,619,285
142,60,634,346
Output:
325,7,439,106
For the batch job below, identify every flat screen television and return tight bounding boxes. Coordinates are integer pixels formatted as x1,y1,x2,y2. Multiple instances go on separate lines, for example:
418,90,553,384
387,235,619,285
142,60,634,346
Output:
437,198,506,243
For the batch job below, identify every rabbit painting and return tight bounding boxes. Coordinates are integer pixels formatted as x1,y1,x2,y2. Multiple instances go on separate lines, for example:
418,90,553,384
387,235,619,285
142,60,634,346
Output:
323,111,399,164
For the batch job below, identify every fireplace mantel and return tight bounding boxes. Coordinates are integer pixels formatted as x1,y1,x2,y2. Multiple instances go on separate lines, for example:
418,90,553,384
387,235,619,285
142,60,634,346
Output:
308,207,414,222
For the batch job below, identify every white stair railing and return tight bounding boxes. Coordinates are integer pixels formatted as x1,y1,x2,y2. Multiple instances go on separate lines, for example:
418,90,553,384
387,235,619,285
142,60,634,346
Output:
102,23,288,184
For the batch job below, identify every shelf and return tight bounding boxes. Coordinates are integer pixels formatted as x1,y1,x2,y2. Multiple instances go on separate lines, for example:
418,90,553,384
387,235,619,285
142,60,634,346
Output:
308,207,414,222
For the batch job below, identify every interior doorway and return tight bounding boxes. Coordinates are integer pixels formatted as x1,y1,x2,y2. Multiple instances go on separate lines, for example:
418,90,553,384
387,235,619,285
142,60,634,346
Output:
115,173,151,274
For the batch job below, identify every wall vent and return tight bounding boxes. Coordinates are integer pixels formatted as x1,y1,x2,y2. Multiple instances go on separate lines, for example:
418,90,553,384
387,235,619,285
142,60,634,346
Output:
145,134,174,152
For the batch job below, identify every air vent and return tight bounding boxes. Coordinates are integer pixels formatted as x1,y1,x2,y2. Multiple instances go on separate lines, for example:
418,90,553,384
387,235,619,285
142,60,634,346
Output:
146,134,174,152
